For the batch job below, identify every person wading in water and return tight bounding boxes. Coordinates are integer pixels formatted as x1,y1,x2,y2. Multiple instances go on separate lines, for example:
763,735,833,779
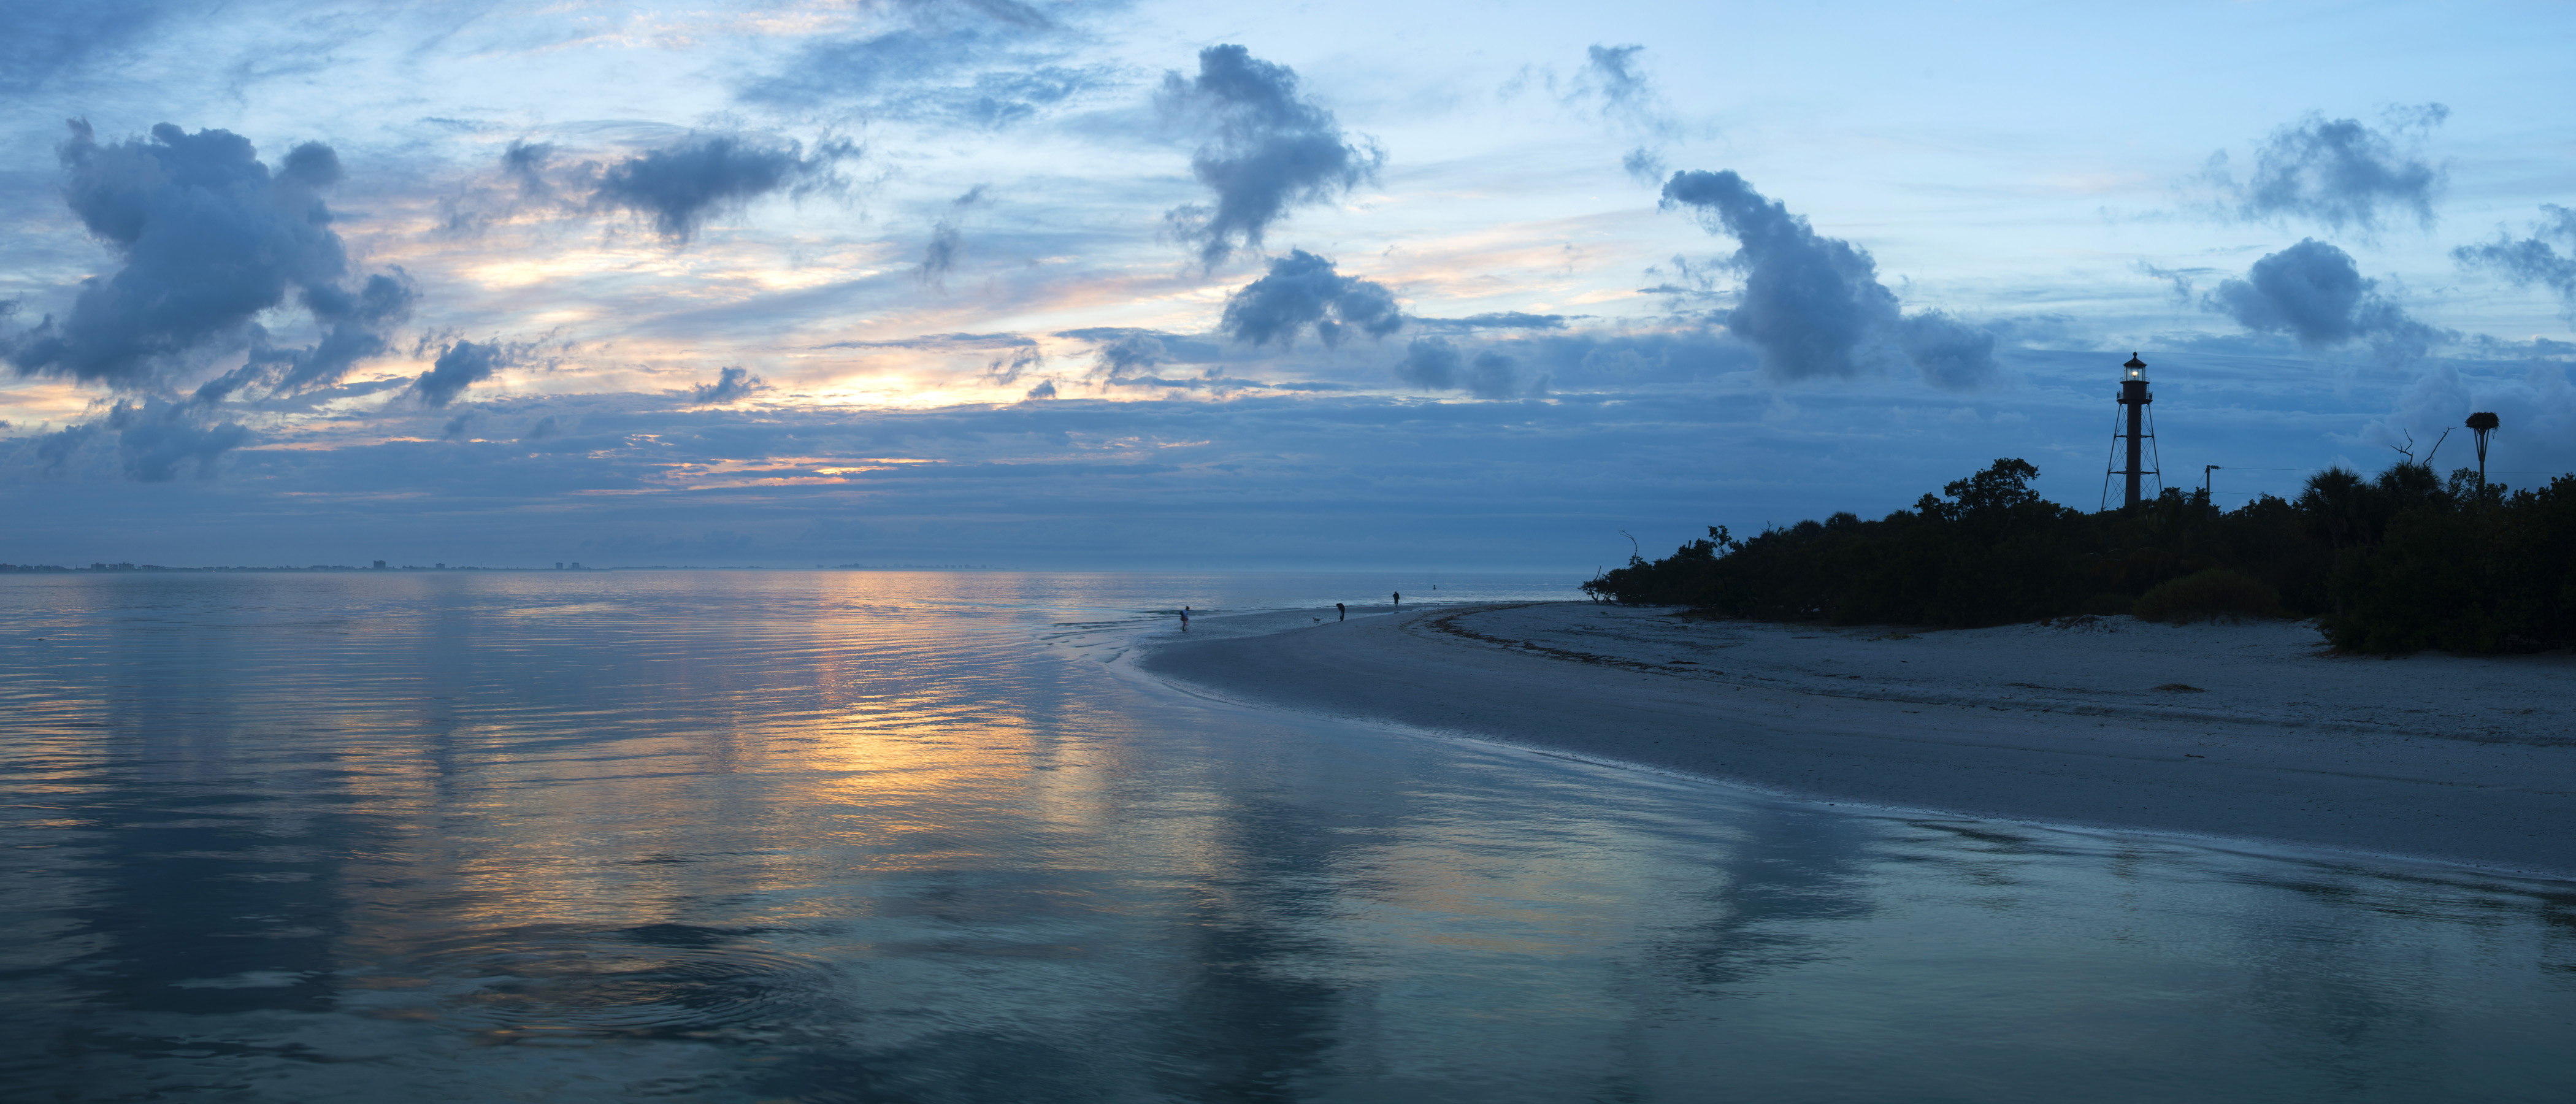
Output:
1179,605,1190,632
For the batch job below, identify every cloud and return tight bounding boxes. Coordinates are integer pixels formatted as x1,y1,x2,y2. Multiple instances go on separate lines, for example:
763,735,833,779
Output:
1568,44,1677,139
2453,204,2576,321
1562,45,1680,187
918,185,987,288
1659,169,1999,389
1023,379,1057,399
1412,312,1569,332
0,1,175,93
7,120,410,394
1092,334,1167,378
984,345,1045,385
1159,44,1383,267
2134,261,2213,305
522,415,559,442
25,399,251,481
1621,147,1668,187
1894,311,2001,391
1392,337,1460,389
2204,239,2443,361
1574,45,1652,113
920,224,964,286
824,331,1035,351
2208,107,2446,234
2370,356,2576,481
1053,327,1227,365
193,270,421,405
1390,336,1525,399
440,412,479,440
1217,250,1404,348
502,140,555,197
689,366,768,404
412,339,513,407
1464,350,1523,399
592,133,854,242
738,2,1109,128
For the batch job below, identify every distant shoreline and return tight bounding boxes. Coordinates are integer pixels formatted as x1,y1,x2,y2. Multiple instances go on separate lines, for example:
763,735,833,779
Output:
1139,602,2576,880
0,563,999,573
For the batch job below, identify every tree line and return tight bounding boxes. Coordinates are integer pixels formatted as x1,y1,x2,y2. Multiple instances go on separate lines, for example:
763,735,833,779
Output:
1581,458,2576,654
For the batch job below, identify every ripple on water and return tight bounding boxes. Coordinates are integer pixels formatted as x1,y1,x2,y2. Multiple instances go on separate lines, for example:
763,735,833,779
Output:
377,924,830,1040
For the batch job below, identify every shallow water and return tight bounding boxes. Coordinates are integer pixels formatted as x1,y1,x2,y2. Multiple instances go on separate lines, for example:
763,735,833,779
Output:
1,571,2570,1103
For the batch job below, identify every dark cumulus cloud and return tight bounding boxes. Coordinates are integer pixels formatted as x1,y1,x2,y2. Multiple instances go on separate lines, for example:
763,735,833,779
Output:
1092,334,1167,379
2455,205,2576,321
194,270,421,406
1660,169,1998,389
27,399,250,482
1217,250,1403,348
1160,45,1383,268
689,366,769,404
2210,106,2447,234
2205,239,2443,361
592,133,854,242
412,340,513,408
1393,337,1528,399
9,120,413,395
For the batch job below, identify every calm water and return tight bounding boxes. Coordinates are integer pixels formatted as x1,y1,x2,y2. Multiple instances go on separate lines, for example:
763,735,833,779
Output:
1,571,2570,1103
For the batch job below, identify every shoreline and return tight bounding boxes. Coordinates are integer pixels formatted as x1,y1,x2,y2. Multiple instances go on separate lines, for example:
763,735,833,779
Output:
1137,602,2576,881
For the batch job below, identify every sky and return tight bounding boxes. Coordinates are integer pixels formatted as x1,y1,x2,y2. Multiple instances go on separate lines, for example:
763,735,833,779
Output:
3,0,2574,570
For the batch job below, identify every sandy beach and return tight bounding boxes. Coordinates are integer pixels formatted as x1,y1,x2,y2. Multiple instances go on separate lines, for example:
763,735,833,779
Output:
1140,603,2576,878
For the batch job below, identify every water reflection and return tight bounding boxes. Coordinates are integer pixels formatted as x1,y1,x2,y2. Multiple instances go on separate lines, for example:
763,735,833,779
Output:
0,571,2570,1102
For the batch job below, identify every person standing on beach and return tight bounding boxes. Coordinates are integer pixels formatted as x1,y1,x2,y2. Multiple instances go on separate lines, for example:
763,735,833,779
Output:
1336,602,1346,621
1180,605,1190,632
1392,591,1400,608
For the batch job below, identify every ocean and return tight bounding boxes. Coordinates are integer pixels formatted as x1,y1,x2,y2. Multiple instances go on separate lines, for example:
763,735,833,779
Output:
2,570,2569,1102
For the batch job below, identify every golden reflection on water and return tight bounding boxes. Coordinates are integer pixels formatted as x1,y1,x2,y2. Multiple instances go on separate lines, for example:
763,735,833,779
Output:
1,571,2572,1102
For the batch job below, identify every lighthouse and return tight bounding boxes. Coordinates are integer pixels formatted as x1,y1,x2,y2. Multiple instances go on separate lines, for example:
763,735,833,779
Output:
2105,353,2161,511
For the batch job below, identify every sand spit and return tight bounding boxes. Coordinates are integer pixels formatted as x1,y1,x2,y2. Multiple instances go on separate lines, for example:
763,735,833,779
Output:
1138,603,2576,878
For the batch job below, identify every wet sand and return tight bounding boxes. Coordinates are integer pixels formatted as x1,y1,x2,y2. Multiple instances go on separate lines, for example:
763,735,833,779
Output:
1138,603,2576,878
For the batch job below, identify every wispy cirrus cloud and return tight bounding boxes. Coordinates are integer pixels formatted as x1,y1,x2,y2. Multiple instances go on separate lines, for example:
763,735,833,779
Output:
738,0,1119,129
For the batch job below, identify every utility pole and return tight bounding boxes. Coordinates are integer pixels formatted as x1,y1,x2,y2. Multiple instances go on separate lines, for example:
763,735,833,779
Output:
2203,464,2220,497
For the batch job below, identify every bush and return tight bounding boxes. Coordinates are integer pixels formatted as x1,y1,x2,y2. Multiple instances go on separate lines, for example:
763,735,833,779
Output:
1585,458,2573,653
2080,592,2134,616
2131,568,2279,623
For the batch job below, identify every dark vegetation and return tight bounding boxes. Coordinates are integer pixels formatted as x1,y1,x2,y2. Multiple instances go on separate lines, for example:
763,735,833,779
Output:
1582,458,2576,654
